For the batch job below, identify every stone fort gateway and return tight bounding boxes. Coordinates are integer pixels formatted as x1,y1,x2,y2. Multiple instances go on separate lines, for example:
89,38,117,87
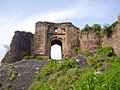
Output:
1,15,120,65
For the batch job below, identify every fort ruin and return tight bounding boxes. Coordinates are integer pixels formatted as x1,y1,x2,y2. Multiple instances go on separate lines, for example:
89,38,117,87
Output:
1,15,120,65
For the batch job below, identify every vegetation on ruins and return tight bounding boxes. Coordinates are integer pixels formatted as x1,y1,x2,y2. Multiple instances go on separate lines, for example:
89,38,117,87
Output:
29,46,120,90
81,24,91,33
22,56,49,60
1,18,119,90
103,21,118,37
81,21,118,38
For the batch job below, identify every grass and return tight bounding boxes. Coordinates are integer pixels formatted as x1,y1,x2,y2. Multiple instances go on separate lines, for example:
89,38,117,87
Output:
35,58,78,80
4,65,17,90
29,46,120,90
29,58,81,90
22,55,49,60
87,46,116,69
8,65,18,81
74,47,92,57
4,83,11,90
72,62,120,90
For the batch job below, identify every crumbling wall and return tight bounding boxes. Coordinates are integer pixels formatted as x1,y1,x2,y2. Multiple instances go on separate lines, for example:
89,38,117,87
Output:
66,24,79,57
31,22,48,57
2,15,120,66
1,31,33,65
102,21,120,55
32,22,79,58
79,31,101,52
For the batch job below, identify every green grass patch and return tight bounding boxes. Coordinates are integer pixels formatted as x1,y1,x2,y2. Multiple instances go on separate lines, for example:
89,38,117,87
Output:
8,65,18,81
22,55,49,60
29,46,120,90
74,47,92,57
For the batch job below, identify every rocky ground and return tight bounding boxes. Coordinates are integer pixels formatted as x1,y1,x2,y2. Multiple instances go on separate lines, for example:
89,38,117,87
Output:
0,60,49,90
0,56,88,90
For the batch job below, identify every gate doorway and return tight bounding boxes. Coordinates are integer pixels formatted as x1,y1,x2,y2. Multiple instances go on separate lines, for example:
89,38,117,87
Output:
50,39,62,60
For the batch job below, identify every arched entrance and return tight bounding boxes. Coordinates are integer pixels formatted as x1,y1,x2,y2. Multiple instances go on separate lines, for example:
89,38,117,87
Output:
50,39,62,60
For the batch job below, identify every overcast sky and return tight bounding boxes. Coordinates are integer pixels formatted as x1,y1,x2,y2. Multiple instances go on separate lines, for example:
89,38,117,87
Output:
0,0,120,61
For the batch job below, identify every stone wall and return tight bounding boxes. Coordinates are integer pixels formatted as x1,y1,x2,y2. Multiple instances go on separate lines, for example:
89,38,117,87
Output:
1,14,120,65
1,22,80,65
102,21,120,55
31,22,79,58
66,24,79,56
31,22,48,57
1,31,33,65
79,30,101,52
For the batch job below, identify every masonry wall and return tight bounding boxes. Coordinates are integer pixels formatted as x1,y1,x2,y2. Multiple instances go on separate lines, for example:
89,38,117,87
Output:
46,22,67,58
79,30,101,52
66,24,79,57
1,15,120,65
31,22,48,57
32,22,79,58
1,31,33,65
102,21,120,55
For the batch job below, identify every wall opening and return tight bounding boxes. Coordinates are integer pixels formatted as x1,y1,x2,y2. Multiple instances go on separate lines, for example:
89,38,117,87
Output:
54,29,58,32
50,39,62,60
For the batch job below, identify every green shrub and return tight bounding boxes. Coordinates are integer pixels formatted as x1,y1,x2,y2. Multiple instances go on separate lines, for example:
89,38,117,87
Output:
81,21,118,38
74,47,92,57
4,83,11,90
69,69,99,90
30,58,80,90
96,46,115,57
29,46,120,90
69,62,120,90
30,60,120,90
22,55,49,60
103,21,118,37
87,57,96,66
79,50,92,57
92,24,101,32
29,82,55,90
35,59,77,80
74,47,80,56
87,47,115,69
35,60,58,80
61,59,77,69
8,65,18,81
102,62,120,90
81,24,91,33
22,56,36,60
81,24,102,35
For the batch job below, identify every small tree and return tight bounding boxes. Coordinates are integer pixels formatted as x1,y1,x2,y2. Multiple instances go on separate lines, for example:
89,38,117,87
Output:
82,24,91,33
3,44,10,53
92,24,101,32
103,21,118,37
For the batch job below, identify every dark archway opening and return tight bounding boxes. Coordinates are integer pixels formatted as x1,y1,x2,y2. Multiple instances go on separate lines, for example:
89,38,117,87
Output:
50,39,62,60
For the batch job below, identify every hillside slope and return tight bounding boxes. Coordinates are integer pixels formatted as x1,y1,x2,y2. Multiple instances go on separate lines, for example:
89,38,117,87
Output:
0,60,49,90
1,47,120,90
